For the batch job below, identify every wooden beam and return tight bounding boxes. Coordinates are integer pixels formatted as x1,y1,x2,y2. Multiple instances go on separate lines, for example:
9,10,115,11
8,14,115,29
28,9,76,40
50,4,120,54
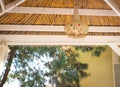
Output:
0,35,120,45
104,0,120,16
0,0,5,11
112,51,120,64
0,0,25,16
109,44,120,56
8,7,118,16
0,25,120,32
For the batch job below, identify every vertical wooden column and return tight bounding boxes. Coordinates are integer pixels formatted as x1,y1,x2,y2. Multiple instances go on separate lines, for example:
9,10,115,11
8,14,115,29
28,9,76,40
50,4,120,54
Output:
112,51,120,87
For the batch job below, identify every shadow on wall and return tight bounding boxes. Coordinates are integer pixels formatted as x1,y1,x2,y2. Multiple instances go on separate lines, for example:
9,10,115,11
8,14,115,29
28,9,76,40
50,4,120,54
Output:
78,46,113,87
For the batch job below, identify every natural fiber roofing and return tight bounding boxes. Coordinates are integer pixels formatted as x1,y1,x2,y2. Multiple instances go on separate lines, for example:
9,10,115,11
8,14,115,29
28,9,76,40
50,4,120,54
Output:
19,0,111,9
1,0,119,26
4,0,15,5
3,0,120,9
0,0,120,36
0,31,120,36
113,0,120,8
0,13,120,26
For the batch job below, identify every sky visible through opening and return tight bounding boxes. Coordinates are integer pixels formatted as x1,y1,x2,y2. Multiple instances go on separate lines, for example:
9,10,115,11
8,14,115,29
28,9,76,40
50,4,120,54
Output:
1,55,52,87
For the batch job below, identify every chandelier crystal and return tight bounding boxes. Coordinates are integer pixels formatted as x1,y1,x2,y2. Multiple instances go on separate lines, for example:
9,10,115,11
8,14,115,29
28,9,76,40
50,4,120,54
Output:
64,0,88,38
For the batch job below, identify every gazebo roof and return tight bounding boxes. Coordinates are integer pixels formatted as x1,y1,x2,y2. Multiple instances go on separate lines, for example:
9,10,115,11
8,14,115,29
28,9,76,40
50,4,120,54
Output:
0,0,120,55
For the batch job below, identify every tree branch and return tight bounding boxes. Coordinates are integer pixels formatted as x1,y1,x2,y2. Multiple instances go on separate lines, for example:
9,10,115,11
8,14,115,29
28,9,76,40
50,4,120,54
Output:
0,47,15,87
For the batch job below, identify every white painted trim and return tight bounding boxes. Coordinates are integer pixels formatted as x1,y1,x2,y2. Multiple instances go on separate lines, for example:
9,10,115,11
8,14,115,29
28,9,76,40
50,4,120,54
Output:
112,51,120,64
0,0,25,16
0,0,5,11
109,44,120,56
112,51,116,87
8,7,118,16
104,0,120,16
0,35,120,45
0,25,120,32
89,26,120,32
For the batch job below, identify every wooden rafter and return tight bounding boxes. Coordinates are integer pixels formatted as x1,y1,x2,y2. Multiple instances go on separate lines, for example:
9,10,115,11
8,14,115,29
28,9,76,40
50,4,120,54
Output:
0,35,120,46
8,7,118,16
0,25,120,33
109,44,120,56
0,0,26,16
0,0,5,11
104,0,120,16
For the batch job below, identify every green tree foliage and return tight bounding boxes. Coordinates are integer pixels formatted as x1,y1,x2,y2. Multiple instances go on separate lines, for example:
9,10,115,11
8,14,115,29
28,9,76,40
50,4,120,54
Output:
75,46,105,57
0,46,105,87
9,46,59,87
45,47,88,87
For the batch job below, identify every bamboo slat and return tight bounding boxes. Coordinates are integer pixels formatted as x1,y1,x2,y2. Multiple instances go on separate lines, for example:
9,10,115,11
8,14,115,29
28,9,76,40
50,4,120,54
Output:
4,0,14,5
19,0,111,9
113,0,120,8
0,31,120,36
0,13,119,26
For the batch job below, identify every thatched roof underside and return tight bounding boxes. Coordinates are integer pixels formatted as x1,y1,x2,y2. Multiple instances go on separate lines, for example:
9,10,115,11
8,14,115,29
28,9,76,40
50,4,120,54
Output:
3,0,120,9
19,0,111,9
0,14,120,26
0,0,120,36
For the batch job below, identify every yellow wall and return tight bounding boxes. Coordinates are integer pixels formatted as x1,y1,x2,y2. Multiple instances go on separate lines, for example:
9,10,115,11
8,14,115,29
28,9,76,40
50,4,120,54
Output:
77,46,113,87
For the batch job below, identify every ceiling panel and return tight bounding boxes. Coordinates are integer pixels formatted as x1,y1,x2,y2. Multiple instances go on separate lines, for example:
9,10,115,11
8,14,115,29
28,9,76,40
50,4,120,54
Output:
19,0,111,9
0,13,120,26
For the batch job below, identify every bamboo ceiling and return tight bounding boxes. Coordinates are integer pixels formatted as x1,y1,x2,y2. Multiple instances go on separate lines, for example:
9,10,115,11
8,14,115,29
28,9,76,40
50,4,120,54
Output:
0,0,120,36
4,0,120,9
0,13,120,26
19,0,111,9
4,0,13,5
112,0,120,8
1,0,119,26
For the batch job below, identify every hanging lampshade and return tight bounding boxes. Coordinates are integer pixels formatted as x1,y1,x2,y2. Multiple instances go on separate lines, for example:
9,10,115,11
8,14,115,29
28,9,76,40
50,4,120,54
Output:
64,0,88,38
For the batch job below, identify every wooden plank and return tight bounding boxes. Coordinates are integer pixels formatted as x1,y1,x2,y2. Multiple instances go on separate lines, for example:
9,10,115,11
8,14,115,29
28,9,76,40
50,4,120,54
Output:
8,7,118,16
109,44,120,56
0,25,120,32
0,0,5,11
0,35,120,45
104,0,120,16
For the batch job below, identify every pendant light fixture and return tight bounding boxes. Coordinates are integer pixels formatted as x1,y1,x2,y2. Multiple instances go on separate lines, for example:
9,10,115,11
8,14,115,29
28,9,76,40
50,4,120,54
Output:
64,0,88,38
